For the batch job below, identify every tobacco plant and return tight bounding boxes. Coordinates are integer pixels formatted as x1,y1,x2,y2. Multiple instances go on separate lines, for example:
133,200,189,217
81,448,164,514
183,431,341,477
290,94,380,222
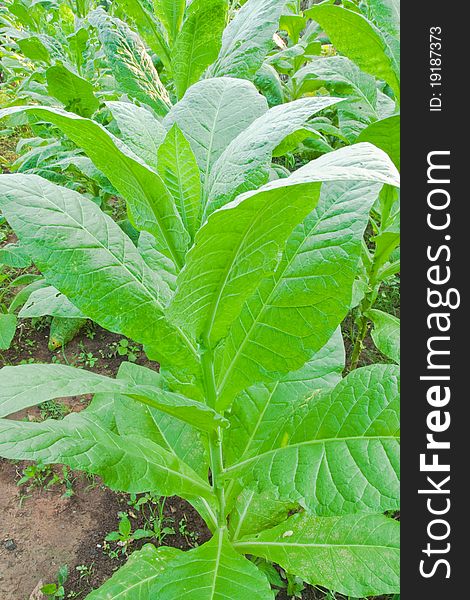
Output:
0,0,401,597
0,70,400,598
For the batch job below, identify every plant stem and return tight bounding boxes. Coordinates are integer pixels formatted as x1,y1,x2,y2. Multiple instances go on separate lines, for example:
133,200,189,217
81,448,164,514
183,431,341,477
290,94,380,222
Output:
201,341,226,527
349,312,368,371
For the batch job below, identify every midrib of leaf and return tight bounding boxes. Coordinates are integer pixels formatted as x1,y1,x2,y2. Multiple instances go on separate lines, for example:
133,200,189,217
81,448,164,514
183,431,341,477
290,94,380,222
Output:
209,530,224,599
232,489,255,540
106,571,160,598
36,193,198,363
173,137,190,228
217,199,341,396
224,435,398,475
234,541,396,551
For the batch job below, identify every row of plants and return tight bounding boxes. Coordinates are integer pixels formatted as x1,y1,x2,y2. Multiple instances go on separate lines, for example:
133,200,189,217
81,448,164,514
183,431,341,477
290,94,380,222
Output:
0,0,400,598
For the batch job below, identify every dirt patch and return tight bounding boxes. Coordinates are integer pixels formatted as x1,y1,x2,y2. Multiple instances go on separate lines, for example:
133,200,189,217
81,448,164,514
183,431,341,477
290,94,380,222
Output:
0,461,121,600
0,457,211,599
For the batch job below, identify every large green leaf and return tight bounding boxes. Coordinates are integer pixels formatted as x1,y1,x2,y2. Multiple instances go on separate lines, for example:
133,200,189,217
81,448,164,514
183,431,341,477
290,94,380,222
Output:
0,106,189,267
366,309,400,363
0,174,198,373
19,286,85,319
163,77,268,187
226,329,345,538
106,101,166,170
0,363,226,432
157,124,201,240
0,412,214,502
225,364,400,515
225,328,344,467
153,0,185,42
171,144,398,351
307,4,400,101
86,545,181,600
205,96,342,215
151,529,274,599
172,0,227,100
0,313,16,350
213,178,395,401
209,0,288,80
46,64,99,118
235,513,400,597
90,8,171,116
357,114,400,168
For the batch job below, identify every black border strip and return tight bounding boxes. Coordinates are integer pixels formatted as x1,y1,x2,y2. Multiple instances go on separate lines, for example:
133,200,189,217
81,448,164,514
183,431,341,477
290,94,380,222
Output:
401,3,467,596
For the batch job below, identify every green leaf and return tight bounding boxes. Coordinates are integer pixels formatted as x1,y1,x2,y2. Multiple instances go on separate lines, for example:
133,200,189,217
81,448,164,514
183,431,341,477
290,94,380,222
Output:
366,309,400,363
0,106,189,268
295,56,377,107
0,363,226,431
113,362,209,478
90,8,171,116
0,243,31,268
235,513,400,597
151,529,274,599
138,232,177,291
226,329,345,538
0,174,198,373
17,36,51,63
225,328,344,467
205,96,343,215
46,64,99,118
172,0,227,100
106,101,166,170
0,314,16,350
254,63,284,107
171,144,398,351
294,55,382,142
0,413,214,502
86,545,181,600
214,158,398,406
115,0,172,70
361,0,400,38
225,364,400,515
209,0,288,80
306,4,400,101
157,124,201,240
357,114,400,168
163,77,268,187
19,286,85,319
153,0,186,42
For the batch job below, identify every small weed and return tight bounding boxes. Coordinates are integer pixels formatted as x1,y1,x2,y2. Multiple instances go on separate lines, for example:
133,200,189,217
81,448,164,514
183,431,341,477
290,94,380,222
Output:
178,515,199,546
41,564,69,598
128,494,175,545
39,399,69,420
78,342,98,368
104,511,153,556
75,562,94,582
17,462,75,498
106,338,140,362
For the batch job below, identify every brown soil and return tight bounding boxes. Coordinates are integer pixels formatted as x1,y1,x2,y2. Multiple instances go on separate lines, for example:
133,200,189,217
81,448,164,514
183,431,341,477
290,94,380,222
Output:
0,457,210,599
